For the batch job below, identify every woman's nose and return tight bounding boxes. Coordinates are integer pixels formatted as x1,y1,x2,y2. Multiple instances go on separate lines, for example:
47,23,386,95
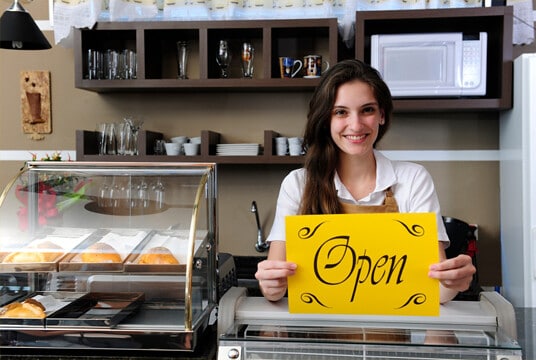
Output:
347,113,364,129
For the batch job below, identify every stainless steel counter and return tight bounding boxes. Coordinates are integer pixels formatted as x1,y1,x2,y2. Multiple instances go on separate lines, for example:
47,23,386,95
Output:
218,288,523,359
516,307,536,360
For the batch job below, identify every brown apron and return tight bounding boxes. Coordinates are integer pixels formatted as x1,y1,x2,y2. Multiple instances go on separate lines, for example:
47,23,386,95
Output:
337,187,409,343
339,188,399,214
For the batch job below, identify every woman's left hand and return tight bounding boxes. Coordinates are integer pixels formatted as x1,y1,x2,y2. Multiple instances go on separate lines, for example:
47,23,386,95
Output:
428,254,476,292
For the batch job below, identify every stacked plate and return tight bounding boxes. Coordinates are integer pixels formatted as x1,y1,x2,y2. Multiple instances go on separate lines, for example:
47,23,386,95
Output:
216,143,260,156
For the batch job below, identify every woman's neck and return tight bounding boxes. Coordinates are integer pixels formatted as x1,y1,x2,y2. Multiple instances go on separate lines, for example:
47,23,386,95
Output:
337,150,377,200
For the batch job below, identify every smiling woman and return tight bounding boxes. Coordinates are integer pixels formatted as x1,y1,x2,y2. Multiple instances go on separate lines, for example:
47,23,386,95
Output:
255,59,476,304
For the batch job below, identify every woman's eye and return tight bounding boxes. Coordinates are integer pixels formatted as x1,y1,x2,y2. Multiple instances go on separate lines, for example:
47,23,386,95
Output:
333,109,347,116
362,106,375,114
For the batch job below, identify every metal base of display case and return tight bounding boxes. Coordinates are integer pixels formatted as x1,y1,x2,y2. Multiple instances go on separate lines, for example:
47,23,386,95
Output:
217,287,523,360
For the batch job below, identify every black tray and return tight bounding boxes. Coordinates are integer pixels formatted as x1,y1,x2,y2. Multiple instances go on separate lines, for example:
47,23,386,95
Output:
0,292,85,327
46,292,145,328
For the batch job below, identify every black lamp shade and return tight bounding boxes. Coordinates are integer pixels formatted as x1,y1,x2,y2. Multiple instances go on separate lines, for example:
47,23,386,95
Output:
0,9,51,50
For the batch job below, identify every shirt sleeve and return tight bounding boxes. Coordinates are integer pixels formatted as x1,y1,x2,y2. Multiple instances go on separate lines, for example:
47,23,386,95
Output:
266,169,304,242
398,163,450,247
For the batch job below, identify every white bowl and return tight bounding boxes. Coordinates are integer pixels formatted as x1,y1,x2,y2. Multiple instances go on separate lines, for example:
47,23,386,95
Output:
183,143,200,156
171,136,188,144
164,142,181,156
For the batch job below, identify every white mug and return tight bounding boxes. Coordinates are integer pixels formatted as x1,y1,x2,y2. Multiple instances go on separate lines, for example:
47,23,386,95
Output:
303,55,330,78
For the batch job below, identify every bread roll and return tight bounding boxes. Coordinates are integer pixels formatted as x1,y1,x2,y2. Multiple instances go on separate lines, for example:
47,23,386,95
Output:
2,241,63,263
81,242,122,263
0,298,46,319
138,246,180,265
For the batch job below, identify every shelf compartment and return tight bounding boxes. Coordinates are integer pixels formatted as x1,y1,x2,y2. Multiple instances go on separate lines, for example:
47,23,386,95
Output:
79,29,137,82
271,25,333,79
144,28,200,80
355,6,513,111
207,27,264,80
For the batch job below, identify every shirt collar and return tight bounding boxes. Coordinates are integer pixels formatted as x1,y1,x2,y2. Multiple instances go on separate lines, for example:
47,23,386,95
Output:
335,150,397,202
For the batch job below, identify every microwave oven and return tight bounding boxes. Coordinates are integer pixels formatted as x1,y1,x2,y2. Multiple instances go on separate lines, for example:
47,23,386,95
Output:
370,32,487,97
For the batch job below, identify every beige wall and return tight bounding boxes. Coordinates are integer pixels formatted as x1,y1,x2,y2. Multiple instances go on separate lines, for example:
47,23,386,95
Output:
1,2,536,286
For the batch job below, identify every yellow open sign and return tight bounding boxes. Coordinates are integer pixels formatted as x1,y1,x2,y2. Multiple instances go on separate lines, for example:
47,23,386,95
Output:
286,212,440,316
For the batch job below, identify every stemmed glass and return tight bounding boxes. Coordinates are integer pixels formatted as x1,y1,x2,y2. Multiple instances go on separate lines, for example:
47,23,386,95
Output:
151,177,165,210
216,40,232,78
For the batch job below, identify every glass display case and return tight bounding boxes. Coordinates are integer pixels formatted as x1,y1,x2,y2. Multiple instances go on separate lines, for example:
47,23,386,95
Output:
0,161,217,354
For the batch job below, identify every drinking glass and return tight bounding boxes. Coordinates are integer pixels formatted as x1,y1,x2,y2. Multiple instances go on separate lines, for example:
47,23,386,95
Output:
137,178,149,209
216,40,232,78
116,122,131,155
177,41,188,79
126,49,137,79
154,139,166,155
124,116,144,155
105,123,116,155
96,123,107,155
241,42,254,78
87,49,102,79
152,178,165,210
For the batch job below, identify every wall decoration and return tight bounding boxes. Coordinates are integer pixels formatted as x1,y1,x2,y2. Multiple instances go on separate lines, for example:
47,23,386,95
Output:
20,70,52,141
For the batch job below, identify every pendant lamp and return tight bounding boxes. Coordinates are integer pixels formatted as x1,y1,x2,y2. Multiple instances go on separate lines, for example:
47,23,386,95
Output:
0,0,51,50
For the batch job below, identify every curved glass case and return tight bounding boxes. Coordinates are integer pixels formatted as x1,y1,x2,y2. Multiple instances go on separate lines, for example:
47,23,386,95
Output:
0,161,217,353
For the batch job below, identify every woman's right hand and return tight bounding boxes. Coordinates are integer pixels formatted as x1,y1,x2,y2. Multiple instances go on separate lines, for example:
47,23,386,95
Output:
255,259,297,302
255,240,296,302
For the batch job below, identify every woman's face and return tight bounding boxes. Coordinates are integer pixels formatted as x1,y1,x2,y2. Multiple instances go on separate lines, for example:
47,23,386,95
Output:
330,79,384,158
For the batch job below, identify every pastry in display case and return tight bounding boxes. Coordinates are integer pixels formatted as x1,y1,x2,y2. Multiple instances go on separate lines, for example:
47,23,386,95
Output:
0,161,217,355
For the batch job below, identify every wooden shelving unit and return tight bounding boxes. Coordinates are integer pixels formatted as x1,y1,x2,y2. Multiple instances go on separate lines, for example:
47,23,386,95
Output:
75,129,305,164
73,18,338,92
74,9,514,164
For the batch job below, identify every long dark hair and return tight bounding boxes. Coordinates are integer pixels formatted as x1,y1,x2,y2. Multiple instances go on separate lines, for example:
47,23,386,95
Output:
299,59,393,215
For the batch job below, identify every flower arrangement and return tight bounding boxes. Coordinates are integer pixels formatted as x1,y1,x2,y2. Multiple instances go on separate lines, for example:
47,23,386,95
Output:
15,152,91,231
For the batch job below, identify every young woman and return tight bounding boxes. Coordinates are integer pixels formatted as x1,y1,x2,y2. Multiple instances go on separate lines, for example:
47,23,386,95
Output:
255,59,475,303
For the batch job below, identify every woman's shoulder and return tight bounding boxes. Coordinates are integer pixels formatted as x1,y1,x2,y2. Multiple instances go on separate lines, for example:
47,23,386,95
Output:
282,168,306,185
376,151,432,182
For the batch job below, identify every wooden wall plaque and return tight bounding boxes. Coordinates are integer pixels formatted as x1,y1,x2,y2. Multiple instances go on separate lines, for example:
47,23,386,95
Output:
20,70,52,140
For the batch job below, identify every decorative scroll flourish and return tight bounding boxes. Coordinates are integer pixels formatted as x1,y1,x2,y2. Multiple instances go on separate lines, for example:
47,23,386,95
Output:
298,222,326,239
394,220,425,237
301,292,331,308
395,293,427,309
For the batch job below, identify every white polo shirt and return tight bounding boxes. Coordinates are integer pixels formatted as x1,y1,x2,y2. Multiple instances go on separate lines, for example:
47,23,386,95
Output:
267,150,449,246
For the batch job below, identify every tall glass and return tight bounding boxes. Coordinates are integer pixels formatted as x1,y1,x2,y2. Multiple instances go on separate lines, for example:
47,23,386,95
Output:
124,116,144,155
105,123,116,155
177,41,188,79
96,123,107,155
241,42,254,78
216,40,232,78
